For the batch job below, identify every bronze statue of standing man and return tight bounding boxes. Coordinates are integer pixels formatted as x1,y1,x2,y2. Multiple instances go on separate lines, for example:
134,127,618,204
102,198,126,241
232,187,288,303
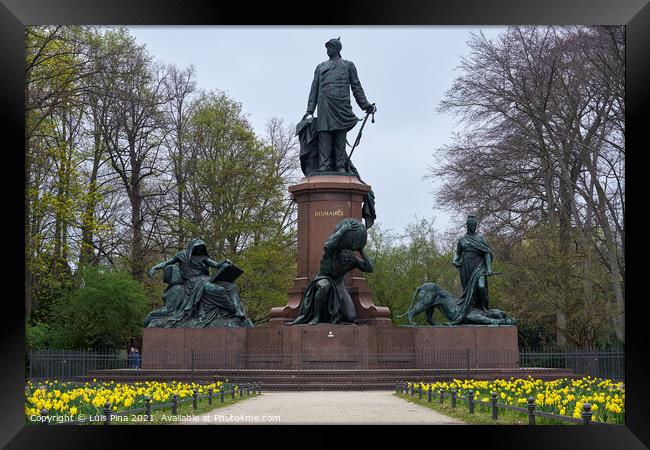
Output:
453,215,494,313
303,37,377,173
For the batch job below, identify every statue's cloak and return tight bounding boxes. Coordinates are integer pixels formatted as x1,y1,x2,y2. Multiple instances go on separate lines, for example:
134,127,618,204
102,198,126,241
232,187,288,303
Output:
449,234,492,325
306,59,371,133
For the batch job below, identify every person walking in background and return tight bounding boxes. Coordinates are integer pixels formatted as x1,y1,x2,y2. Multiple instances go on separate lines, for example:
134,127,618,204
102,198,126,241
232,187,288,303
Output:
133,347,141,369
128,346,136,369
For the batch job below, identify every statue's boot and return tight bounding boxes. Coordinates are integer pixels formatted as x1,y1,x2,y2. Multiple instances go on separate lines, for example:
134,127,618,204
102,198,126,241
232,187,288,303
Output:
334,147,348,173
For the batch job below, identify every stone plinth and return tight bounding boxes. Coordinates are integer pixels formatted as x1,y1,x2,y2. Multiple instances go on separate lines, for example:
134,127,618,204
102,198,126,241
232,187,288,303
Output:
142,325,518,370
269,175,391,325
141,327,247,369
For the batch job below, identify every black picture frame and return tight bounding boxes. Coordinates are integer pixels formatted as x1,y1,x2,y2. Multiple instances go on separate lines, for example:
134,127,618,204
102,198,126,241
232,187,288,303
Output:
1,0,647,448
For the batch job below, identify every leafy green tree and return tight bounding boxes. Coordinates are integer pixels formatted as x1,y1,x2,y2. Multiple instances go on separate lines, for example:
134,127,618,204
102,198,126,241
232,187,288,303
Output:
233,241,296,323
25,26,136,321
49,267,149,350
366,219,460,325
25,25,94,319
24,27,302,340
183,92,291,252
26,322,53,350
29,254,75,326
175,92,297,321
495,225,617,348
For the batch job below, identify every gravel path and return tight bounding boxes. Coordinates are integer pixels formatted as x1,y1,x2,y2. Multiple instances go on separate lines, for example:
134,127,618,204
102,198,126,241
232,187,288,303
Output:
188,391,465,425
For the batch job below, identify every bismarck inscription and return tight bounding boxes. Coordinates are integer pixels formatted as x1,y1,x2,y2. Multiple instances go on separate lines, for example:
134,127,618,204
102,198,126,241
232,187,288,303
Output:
314,209,344,217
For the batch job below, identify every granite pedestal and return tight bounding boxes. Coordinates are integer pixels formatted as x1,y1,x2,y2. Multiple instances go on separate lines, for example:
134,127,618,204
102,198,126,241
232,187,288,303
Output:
142,324,519,370
269,175,391,325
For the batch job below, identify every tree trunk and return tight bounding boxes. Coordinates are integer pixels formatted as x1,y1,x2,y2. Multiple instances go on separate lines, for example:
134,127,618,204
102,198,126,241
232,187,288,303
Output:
25,125,33,320
594,180,625,342
79,187,98,266
177,187,184,245
79,112,103,266
79,163,100,265
555,228,570,345
130,181,144,280
176,139,184,246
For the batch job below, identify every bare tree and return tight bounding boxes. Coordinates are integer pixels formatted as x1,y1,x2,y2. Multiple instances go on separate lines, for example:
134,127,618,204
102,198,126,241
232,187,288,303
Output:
432,26,624,345
263,117,300,242
161,64,198,248
100,44,173,280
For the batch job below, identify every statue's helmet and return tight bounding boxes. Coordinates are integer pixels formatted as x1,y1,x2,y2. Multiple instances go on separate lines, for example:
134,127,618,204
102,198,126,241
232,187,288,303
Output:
466,215,478,227
325,37,342,53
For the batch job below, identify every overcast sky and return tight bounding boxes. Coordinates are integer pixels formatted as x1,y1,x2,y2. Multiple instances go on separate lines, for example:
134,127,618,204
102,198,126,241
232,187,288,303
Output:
128,26,507,236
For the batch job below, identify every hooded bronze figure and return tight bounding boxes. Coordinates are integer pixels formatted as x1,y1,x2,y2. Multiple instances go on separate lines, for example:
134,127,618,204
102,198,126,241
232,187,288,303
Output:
145,238,253,328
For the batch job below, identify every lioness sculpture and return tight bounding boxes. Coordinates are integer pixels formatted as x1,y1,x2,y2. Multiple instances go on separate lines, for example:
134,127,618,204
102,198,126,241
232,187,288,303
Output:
398,282,516,326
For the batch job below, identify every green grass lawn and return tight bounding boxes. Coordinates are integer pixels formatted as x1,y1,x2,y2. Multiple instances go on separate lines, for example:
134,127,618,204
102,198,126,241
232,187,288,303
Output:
394,392,575,425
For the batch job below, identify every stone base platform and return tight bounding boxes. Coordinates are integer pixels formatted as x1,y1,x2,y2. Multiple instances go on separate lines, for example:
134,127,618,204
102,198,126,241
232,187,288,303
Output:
142,324,519,370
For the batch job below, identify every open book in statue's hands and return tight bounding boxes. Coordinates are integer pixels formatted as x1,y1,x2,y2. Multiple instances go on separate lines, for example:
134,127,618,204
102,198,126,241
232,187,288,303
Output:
209,261,244,283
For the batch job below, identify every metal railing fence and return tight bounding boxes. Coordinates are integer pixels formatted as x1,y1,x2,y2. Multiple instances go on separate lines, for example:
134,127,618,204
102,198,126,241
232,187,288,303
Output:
27,347,624,381
395,382,618,425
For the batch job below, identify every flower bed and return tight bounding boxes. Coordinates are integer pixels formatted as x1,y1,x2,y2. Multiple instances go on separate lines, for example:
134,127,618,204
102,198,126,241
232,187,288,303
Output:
25,379,235,421
404,376,624,424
